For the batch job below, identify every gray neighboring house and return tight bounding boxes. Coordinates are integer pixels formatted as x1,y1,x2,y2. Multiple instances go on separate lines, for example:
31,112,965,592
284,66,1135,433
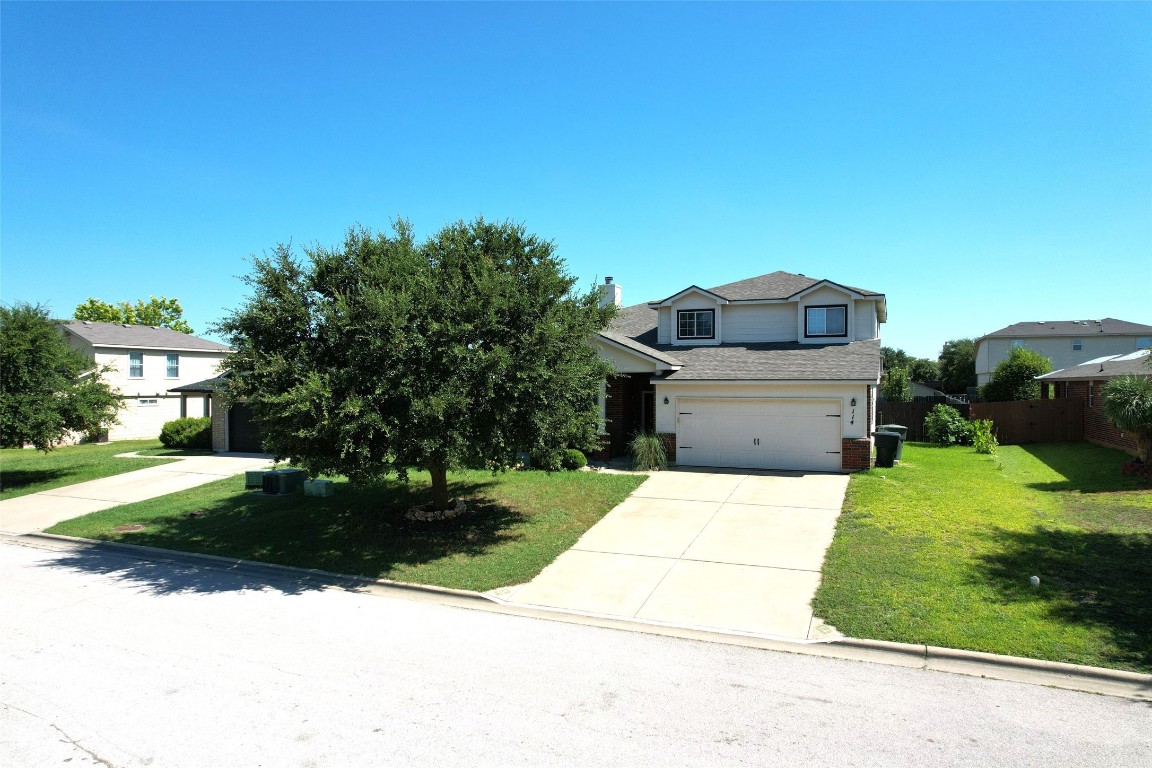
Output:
590,271,885,473
975,318,1152,386
59,321,231,441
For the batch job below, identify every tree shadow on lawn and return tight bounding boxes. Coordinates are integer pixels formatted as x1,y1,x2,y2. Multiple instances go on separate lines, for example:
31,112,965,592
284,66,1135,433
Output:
0,468,70,494
977,526,1152,673
1017,443,1149,493
39,477,526,596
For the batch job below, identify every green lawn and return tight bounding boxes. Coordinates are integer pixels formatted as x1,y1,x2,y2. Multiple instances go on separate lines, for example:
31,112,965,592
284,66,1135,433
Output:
812,442,1152,673
0,440,178,500
46,469,647,592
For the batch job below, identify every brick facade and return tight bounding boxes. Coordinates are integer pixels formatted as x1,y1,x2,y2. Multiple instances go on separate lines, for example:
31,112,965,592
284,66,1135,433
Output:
1056,380,1138,456
657,432,677,463
603,373,653,457
211,398,227,452
841,437,872,471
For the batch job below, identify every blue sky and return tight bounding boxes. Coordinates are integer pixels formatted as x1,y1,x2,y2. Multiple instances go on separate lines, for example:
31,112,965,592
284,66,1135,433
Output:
3,2,1149,360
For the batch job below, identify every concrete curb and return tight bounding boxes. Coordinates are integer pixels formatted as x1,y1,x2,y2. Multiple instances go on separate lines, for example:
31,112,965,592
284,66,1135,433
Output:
6,532,1150,702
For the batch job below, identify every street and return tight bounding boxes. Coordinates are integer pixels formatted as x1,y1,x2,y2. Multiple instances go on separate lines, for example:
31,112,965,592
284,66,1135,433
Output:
2,538,1149,767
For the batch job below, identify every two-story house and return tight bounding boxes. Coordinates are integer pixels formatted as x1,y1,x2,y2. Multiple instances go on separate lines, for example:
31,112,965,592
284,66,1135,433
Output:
975,319,1152,386
60,321,232,441
591,271,885,472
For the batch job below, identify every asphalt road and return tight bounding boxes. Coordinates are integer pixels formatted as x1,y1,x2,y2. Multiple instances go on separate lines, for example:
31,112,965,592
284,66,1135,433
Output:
2,539,1149,768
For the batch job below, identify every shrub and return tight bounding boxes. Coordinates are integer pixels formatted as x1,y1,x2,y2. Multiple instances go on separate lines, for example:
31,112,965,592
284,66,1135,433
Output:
970,419,998,455
923,404,969,446
560,448,588,470
529,448,564,472
159,416,212,450
629,432,667,471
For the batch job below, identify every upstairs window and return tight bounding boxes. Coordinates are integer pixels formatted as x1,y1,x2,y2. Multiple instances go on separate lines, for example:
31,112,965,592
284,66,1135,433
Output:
166,353,180,378
1010,339,1026,348
1072,339,1082,351
805,305,847,337
129,351,143,378
677,310,715,340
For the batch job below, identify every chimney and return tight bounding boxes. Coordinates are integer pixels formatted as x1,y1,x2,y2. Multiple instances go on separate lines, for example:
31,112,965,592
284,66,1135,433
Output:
599,276,622,309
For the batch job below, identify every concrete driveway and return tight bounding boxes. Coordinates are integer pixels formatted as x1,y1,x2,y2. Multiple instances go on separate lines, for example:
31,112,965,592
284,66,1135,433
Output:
0,453,273,535
500,469,849,640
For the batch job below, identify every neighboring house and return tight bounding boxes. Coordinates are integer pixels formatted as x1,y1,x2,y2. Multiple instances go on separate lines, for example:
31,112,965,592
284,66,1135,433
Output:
590,271,885,472
975,319,1152,386
60,321,232,441
1036,349,1152,457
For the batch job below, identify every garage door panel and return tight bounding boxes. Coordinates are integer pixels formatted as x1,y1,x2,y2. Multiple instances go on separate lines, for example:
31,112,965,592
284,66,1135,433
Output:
677,398,841,472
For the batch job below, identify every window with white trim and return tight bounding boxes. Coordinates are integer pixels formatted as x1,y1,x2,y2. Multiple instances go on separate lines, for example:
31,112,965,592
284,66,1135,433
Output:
129,351,143,378
166,353,180,378
677,309,714,340
805,305,847,337
138,398,158,406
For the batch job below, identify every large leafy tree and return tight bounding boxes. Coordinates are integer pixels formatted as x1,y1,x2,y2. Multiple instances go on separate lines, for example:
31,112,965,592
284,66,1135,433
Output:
1101,375,1152,463
74,296,194,334
881,346,910,371
1,303,122,450
216,218,613,511
980,346,1051,402
938,338,977,394
906,357,939,384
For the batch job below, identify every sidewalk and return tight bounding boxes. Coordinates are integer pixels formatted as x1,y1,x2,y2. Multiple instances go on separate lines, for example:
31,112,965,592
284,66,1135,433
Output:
0,453,273,535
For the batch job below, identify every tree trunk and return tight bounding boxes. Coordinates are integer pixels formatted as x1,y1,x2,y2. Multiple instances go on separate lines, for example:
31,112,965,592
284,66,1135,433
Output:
1136,432,1152,464
428,462,451,511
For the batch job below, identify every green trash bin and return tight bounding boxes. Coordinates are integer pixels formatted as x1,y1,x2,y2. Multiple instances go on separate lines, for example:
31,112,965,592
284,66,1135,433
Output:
874,431,901,468
877,424,907,461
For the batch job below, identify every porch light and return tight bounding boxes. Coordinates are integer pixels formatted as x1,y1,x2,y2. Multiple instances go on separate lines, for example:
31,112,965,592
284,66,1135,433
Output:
850,397,856,407
663,397,669,404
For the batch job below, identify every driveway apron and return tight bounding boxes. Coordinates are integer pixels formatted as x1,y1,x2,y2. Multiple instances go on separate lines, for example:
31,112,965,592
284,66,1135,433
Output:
0,453,273,535
502,469,849,640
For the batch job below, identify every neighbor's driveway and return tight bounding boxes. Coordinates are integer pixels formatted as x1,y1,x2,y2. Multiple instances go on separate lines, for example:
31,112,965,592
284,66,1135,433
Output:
0,453,273,535
501,469,849,640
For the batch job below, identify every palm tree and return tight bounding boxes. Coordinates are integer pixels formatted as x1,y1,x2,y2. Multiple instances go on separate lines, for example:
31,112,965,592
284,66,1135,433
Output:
1101,375,1152,463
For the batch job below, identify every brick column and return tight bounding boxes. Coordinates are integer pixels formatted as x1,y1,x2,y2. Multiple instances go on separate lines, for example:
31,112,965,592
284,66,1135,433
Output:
841,437,872,472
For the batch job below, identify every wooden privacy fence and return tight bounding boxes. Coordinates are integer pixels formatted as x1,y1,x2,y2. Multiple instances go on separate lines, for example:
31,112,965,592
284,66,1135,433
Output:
969,399,1083,445
877,402,970,442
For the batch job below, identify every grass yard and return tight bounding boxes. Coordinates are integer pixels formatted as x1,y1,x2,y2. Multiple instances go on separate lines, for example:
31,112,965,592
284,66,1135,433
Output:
46,468,647,592
0,440,178,500
812,442,1152,673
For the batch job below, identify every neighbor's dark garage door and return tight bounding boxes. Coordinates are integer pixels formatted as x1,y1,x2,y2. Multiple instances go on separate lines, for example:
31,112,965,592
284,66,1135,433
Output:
228,404,264,453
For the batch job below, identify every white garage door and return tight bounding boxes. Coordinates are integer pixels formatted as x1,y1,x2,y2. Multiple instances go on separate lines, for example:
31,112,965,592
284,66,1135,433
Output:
676,398,843,472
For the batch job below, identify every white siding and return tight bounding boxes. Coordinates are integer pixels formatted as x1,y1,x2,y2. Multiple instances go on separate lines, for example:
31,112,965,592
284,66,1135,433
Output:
593,340,659,374
669,291,722,346
111,396,184,440
854,301,878,340
720,304,796,342
657,307,672,344
796,286,855,345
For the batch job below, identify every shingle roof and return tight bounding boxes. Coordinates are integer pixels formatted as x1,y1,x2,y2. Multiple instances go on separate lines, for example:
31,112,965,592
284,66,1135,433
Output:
981,318,1152,340
657,339,881,381
168,375,230,393
607,302,881,382
1036,350,1152,381
61,321,232,353
597,330,683,368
